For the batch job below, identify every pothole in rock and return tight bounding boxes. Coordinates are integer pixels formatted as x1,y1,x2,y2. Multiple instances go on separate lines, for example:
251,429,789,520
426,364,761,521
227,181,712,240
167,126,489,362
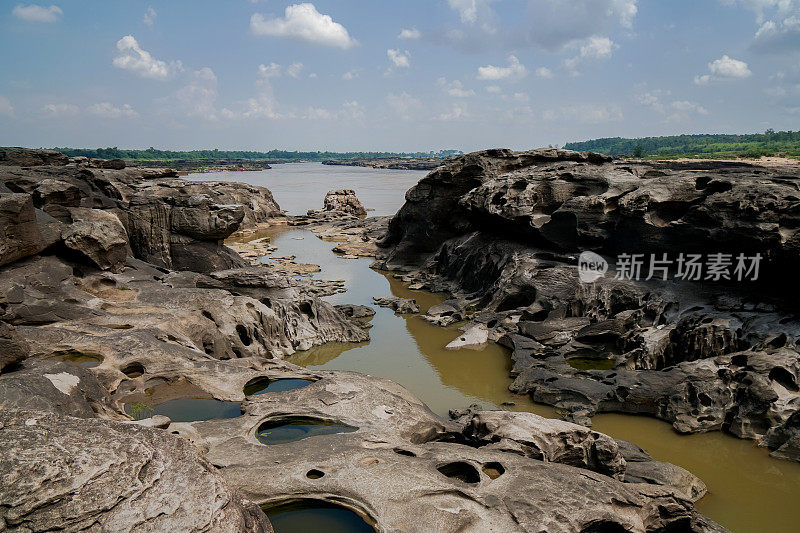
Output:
121,362,145,378
256,417,357,446
437,461,481,484
393,448,417,457
121,380,242,422
482,461,505,479
263,499,375,533
243,376,315,396
57,349,103,368
566,357,616,371
306,469,325,479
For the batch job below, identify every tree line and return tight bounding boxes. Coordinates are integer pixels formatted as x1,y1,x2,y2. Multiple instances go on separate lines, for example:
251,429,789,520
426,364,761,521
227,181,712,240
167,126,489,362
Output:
53,147,462,162
564,130,800,158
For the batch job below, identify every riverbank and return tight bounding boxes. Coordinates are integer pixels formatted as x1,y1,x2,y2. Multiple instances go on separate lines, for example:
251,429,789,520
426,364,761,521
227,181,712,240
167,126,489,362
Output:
322,156,452,170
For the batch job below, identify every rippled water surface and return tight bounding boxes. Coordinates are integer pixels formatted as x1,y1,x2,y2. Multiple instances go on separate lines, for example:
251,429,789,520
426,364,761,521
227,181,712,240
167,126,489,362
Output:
203,164,800,532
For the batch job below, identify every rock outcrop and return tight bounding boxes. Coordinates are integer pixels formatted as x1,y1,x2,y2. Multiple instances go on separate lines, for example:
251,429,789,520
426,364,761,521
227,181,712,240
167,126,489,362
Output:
376,148,800,461
179,372,723,533
0,148,283,273
0,409,272,532
321,188,367,217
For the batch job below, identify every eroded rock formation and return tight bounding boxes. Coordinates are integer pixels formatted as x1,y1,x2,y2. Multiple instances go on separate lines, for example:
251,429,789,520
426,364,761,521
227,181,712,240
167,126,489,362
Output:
375,148,800,462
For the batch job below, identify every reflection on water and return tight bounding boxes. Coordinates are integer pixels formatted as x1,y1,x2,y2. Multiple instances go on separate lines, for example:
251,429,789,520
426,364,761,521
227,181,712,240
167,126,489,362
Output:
122,380,242,422
264,500,375,533
243,377,315,396
256,417,357,445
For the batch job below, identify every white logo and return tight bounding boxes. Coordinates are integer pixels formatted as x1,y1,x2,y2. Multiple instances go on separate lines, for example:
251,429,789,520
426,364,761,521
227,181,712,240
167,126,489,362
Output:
578,251,608,283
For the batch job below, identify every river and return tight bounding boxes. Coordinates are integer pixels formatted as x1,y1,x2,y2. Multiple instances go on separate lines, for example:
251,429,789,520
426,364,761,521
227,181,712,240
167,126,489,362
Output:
192,163,800,532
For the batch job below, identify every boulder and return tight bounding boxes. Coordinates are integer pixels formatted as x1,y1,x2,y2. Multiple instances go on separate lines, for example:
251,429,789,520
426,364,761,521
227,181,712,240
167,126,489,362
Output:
446,323,489,350
372,296,420,314
323,189,367,217
0,193,62,267
62,207,129,272
460,409,627,479
89,157,126,170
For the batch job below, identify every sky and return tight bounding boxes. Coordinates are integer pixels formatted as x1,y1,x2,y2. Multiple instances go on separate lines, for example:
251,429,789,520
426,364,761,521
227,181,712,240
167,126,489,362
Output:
0,0,798,152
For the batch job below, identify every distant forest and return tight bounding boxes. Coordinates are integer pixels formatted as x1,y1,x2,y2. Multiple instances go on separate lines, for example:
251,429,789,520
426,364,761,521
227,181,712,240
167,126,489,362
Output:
53,147,462,162
564,130,800,158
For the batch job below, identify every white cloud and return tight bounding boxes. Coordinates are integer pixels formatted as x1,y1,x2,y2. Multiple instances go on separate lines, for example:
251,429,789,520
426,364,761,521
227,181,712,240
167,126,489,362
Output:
720,0,799,24
512,92,530,103
721,1,800,52
709,55,752,77
143,7,156,27
88,102,138,118
753,15,800,51
0,96,14,117
437,103,467,121
477,55,527,80
250,3,356,49
258,62,283,78
446,0,499,35
340,100,365,120
635,90,708,119
386,91,421,120
523,0,637,51
535,67,554,79
12,4,62,23
436,78,475,97
112,35,181,80
342,69,359,80
398,28,421,39
234,65,285,120
42,103,79,116
387,49,411,68
695,55,752,84
565,37,617,74
485,85,502,93
447,0,494,24
304,106,332,120
635,90,668,113
671,100,709,114
580,36,616,59
287,62,304,78
176,67,218,120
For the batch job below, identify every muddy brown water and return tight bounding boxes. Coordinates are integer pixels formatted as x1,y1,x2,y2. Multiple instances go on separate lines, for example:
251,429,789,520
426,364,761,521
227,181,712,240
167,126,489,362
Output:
197,164,800,532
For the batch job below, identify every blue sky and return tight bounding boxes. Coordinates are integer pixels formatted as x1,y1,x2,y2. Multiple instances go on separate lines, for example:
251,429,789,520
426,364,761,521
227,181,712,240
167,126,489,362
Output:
0,1,798,152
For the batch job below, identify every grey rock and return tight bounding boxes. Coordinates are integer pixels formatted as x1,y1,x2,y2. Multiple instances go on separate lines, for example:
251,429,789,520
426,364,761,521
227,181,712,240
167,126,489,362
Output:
0,322,29,372
62,207,129,272
460,409,626,479
321,188,367,217
372,296,420,314
0,193,62,267
0,409,272,533
0,147,69,167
